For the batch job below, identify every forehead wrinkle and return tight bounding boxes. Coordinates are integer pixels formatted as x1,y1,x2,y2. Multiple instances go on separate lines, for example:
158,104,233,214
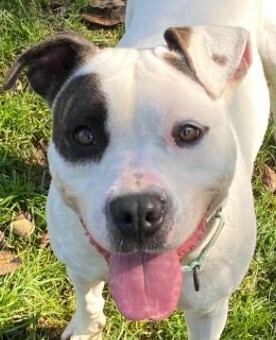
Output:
102,52,174,143
101,67,141,137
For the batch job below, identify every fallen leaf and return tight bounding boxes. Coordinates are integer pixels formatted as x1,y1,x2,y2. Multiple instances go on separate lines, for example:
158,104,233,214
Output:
80,0,125,28
0,233,14,250
38,233,50,248
80,13,122,27
0,251,20,276
263,165,276,193
0,231,13,249
10,213,35,238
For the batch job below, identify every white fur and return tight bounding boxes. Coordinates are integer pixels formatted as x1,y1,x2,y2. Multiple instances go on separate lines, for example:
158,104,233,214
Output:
46,1,275,339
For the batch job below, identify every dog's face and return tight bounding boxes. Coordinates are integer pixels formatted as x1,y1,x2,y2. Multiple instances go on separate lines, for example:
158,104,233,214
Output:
3,26,251,321
48,47,235,254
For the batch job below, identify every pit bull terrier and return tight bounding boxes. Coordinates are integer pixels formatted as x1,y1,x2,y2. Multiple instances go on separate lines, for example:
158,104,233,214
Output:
3,0,276,339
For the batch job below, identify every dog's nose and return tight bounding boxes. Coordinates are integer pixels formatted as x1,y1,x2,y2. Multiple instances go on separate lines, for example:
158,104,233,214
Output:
109,194,168,236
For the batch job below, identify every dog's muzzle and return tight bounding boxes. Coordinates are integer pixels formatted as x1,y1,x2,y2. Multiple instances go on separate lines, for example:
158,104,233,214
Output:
81,191,223,322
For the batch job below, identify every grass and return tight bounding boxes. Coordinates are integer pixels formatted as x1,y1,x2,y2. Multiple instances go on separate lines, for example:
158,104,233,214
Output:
0,1,275,339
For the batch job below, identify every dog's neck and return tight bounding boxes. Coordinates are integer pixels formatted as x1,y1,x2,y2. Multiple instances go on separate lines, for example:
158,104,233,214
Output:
119,0,187,48
181,204,225,291
119,0,259,49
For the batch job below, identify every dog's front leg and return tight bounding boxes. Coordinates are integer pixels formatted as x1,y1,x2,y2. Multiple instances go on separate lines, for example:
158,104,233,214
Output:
61,270,106,340
184,298,229,340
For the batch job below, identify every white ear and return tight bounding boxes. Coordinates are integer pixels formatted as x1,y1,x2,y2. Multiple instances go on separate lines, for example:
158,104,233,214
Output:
164,25,252,99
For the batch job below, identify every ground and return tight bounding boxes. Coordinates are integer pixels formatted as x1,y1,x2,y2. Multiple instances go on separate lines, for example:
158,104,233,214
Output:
0,1,275,339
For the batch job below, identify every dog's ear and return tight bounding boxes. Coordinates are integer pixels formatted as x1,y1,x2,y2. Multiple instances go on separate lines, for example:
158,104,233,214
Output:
2,32,97,105
164,26,252,99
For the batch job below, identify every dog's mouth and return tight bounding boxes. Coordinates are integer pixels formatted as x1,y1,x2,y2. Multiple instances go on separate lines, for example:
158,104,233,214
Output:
81,215,206,321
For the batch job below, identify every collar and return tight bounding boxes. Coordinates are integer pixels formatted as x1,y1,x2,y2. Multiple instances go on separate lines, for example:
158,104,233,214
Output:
181,204,225,291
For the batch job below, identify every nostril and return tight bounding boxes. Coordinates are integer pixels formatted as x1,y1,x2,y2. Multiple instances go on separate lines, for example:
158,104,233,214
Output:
145,210,164,224
115,211,137,236
145,211,156,223
122,213,133,224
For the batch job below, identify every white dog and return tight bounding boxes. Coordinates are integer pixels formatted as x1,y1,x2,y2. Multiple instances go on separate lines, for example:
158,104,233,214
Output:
3,0,276,339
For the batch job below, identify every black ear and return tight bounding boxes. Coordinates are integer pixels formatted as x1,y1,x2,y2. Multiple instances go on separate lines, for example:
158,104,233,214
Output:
3,31,97,104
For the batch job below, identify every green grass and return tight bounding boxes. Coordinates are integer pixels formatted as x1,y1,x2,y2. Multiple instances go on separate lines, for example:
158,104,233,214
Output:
0,1,275,339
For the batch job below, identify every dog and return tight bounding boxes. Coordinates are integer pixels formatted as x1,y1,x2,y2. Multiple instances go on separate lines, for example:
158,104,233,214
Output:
3,0,276,339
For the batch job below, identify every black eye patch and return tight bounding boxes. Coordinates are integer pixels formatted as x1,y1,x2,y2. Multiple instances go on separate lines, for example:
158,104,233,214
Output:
52,73,109,163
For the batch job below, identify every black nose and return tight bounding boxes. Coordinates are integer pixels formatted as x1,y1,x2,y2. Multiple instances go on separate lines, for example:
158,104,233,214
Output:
108,193,168,236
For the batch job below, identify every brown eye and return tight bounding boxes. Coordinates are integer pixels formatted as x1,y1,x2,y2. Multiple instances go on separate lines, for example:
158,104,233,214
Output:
179,125,200,141
74,126,94,145
172,123,202,147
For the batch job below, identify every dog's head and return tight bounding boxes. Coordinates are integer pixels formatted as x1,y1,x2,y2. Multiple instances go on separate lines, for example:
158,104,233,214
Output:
3,26,252,321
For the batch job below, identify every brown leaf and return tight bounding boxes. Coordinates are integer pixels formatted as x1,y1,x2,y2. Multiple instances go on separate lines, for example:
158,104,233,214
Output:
0,231,13,249
263,165,276,193
10,213,35,238
38,233,50,248
80,0,125,28
80,13,122,27
0,231,14,250
0,251,20,276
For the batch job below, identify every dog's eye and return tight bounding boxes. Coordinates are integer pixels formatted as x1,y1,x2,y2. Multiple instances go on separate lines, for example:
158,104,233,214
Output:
172,123,202,147
73,126,94,145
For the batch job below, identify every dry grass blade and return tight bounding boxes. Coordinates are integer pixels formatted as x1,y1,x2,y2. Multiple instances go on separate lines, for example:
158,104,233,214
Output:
0,231,4,244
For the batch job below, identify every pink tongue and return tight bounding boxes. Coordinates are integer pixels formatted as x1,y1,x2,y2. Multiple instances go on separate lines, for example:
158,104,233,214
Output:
109,250,182,321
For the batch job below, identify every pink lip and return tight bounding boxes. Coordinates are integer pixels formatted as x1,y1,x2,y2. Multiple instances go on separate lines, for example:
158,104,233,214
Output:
81,221,110,261
80,215,207,263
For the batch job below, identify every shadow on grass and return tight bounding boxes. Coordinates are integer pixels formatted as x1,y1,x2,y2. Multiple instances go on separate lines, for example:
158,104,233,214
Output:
0,317,63,340
0,144,51,198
